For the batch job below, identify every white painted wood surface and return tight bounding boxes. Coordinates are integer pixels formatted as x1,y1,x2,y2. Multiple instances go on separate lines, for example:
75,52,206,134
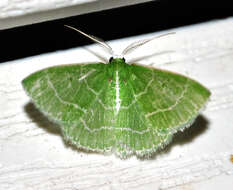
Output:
1,18,233,190
0,0,153,30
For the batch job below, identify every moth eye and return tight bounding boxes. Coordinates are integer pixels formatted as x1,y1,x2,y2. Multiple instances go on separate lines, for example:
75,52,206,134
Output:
109,57,114,62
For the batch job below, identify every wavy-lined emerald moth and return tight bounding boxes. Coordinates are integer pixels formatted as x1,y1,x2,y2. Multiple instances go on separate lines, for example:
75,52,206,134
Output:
22,26,210,158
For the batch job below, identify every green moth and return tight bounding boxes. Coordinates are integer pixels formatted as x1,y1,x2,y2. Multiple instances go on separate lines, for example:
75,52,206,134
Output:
22,26,211,158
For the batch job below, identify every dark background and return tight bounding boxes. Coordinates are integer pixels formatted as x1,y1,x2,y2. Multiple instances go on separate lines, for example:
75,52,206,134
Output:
0,1,232,63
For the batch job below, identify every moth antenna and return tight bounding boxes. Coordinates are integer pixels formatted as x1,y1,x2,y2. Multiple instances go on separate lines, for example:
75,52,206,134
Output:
122,32,175,56
64,25,114,55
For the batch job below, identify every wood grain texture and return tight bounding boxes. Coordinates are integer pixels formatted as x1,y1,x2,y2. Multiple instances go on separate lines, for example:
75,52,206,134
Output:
0,0,153,29
1,18,233,189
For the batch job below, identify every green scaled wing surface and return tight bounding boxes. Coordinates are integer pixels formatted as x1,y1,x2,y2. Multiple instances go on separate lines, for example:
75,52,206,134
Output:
22,58,210,158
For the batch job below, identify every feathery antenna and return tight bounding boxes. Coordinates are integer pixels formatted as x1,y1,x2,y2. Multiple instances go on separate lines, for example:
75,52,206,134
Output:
122,32,175,56
64,25,114,55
